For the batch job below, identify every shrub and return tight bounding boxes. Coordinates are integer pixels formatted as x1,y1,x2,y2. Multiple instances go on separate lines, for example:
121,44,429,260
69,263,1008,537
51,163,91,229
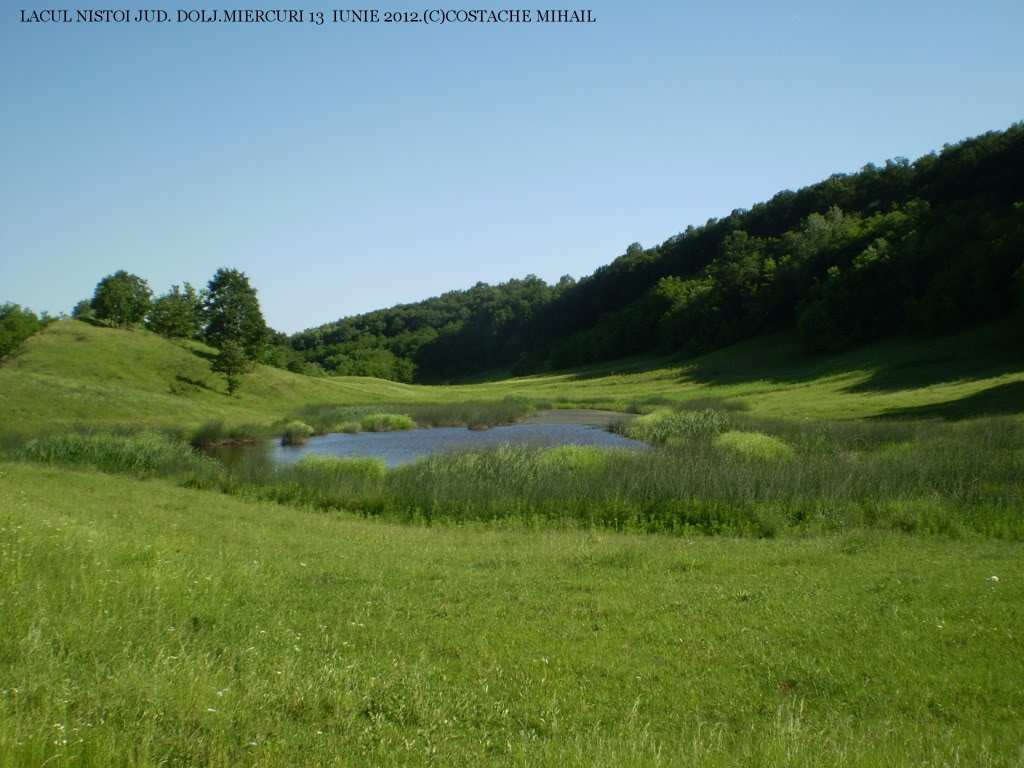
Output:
713,431,795,462
360,413,416,432
281,421,314,446
337,421,361,434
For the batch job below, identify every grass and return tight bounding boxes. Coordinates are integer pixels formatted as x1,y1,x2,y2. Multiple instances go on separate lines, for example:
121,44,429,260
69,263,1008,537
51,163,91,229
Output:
359,413,416,432
1,462,1022,767
3,316,1023,764
2,317,1022,435
280,421,314,446
9,416,1023,539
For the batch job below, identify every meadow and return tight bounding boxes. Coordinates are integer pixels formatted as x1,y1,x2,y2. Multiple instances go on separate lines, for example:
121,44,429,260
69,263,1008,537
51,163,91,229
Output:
1,317,1023,765
2,462,1022,767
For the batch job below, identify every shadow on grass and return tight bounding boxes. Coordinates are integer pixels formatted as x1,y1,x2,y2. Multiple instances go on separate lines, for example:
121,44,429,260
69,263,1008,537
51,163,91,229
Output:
871,381,1024,420
190,348,217,362
174,374,218,393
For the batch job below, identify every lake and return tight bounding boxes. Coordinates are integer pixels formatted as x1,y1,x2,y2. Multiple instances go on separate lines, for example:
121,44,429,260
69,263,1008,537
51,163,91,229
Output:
271,421,645,467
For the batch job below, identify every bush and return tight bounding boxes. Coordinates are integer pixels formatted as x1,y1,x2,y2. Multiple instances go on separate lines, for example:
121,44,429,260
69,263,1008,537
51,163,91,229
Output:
713,431,795,462
360,413,416,432
281,421,314,446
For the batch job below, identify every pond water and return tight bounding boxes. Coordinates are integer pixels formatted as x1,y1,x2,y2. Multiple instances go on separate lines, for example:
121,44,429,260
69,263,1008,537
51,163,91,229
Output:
270,423,646,467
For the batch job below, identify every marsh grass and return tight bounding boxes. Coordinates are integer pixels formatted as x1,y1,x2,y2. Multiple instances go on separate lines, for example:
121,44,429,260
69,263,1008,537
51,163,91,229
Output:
280,421,314,446
359,413,416,432
16,430,215,478
189,420,266,448
293,400,532,433
7,415,1024,539
714,430,795,462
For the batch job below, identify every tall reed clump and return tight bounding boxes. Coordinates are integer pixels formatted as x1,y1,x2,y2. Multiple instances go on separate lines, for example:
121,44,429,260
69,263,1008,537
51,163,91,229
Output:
189,421,266,448
618,408,732,444
714,430,795,462
280,421,314,445
288,401,534,433
17,431,217,479
292,405,381,435
359,413,415,432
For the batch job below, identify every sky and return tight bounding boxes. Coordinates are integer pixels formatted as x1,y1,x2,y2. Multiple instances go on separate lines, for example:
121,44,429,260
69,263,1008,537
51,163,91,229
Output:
2,0,1022,334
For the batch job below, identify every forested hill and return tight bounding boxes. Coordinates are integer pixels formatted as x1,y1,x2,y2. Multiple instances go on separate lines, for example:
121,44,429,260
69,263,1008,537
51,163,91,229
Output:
283,123,1024,382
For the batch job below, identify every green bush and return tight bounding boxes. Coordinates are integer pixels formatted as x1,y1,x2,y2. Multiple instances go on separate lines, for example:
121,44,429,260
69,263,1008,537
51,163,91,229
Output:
713,431,795,462
337,421,361,434
360,413,416,432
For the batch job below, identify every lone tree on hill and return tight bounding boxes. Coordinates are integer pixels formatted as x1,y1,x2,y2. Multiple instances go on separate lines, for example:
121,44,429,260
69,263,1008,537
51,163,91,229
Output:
92,271,152,328
203,268,268,360
210,339,253,395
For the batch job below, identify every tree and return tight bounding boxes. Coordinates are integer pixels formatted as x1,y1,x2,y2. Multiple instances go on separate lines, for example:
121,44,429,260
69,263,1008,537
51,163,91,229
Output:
203,268,268,359
71,299,95,321
210,339,253,395
92,271,152,328
0,303,50,361
147,283,204,339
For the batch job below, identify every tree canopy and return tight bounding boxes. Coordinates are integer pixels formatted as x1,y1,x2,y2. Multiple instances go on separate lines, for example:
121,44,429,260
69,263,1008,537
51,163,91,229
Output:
92,271,152,328
203,268,267,359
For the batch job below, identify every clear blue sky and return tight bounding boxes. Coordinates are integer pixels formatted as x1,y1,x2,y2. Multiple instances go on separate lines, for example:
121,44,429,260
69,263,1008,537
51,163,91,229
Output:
2,0,1022,333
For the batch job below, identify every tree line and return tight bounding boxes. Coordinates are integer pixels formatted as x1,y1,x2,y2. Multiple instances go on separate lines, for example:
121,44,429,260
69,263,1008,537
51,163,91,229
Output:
286,123,1024,381
73,267,270,394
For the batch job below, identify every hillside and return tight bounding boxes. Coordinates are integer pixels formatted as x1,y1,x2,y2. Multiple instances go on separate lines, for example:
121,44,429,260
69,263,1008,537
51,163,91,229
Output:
284,123,1024,382
2,316,1022,431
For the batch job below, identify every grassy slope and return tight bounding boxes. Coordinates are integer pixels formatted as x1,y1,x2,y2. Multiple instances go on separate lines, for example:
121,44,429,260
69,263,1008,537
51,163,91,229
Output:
1,317,1022,431
2,462,1022,767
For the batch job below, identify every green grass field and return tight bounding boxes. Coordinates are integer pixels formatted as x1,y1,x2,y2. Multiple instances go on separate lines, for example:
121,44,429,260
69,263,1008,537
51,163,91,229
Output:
2,318,1023,766
2,463,1022,767
2,317,1022,431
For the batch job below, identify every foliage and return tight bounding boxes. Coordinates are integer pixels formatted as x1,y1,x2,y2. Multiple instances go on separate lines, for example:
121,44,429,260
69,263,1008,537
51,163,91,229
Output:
91,270,152,328
0,302,51,361
283,123,1024,378
210,339,253,395
71,298,95,320
203,267,268,360
147,282,204,339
